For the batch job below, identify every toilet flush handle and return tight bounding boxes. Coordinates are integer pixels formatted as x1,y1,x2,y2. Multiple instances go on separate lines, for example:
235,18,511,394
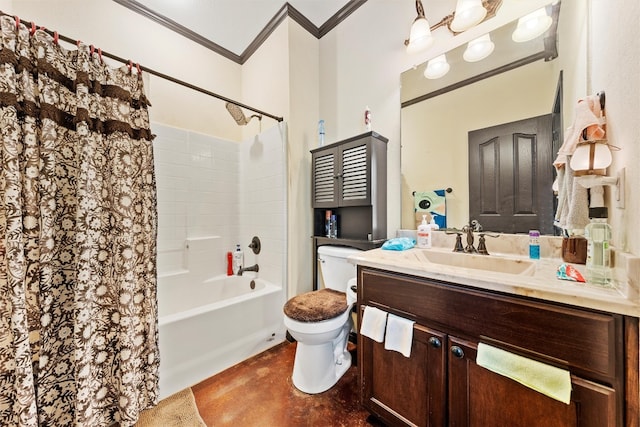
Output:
348,278,357,293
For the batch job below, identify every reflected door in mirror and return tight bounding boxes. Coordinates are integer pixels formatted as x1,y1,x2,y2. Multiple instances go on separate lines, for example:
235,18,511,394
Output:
468,115,554,234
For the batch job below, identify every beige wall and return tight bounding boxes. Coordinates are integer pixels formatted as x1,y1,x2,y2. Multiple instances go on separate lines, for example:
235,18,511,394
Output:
587,0,640,255
284,21,320,296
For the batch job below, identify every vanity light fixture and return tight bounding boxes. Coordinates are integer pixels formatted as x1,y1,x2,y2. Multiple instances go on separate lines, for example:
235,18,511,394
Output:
424,54,451,79
512,7,553,42
405,0,434,54
405,0,502,55
463,33,495,62
450,0,488,32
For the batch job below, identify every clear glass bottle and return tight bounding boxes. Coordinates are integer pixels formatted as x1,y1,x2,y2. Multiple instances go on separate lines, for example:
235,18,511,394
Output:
329,214,338,238
584,207,612,286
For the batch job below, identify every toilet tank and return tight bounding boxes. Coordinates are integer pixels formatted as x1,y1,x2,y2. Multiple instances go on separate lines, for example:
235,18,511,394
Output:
317,245,362,292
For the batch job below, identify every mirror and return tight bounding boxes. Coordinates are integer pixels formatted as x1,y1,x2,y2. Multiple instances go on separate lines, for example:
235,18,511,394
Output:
400,0,589,234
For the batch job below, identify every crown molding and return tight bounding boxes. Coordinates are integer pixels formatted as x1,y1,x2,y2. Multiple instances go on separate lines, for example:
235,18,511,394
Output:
112,0,368,64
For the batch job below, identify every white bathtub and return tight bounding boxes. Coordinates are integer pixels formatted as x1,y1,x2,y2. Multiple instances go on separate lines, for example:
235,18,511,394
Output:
157,273,286,398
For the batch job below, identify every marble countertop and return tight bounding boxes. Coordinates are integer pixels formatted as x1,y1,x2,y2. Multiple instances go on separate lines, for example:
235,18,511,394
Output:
348,233,640,317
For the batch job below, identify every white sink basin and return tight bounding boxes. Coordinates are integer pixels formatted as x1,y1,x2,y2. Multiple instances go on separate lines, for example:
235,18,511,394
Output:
419,250,536,276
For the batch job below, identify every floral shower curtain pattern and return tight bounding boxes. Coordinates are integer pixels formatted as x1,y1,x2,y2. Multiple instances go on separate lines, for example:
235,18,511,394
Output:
0,16,159,427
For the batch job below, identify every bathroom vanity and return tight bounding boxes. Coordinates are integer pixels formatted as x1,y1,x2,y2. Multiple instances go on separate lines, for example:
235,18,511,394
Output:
352,244,639,427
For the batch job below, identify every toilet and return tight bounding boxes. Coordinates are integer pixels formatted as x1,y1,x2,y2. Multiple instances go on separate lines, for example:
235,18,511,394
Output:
283,245,361,394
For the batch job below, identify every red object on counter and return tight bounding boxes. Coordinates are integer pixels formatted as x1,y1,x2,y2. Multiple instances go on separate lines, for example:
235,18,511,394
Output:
227,251,233,276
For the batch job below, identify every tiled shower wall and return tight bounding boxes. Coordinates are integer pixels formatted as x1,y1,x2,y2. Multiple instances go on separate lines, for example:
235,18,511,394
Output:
153,123,286,286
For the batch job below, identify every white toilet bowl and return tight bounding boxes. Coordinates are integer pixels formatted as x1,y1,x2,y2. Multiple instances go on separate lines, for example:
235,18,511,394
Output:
283,246,360,394
284,306,353,394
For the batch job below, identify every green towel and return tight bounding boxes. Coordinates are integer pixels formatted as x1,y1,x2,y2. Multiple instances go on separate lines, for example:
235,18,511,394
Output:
476,343,572,404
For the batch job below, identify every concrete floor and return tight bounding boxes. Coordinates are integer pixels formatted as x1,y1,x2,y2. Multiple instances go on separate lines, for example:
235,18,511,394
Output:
192,341,385,426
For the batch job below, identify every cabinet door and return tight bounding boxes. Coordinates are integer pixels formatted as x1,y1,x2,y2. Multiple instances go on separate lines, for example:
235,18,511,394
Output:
360,324,446,427
447,337,617,427
338,139,370,206
312,139,372,208
312,148,338,207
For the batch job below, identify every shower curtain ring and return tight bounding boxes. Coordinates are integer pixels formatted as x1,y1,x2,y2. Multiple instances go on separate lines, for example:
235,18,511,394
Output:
30,22,36,36
14,16,20,30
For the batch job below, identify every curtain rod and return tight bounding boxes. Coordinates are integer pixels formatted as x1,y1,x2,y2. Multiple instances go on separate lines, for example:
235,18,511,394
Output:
1,11,284,123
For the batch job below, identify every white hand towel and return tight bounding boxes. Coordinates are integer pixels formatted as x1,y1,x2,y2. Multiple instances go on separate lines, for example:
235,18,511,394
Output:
384,314,415,357
476,343,572,404
360,306,388,343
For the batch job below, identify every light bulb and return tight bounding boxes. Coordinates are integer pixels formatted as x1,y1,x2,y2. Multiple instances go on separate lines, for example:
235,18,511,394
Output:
512,8,552,43
407,17,434,54
463,34,495,62
424,54,450,79
450,0,487,32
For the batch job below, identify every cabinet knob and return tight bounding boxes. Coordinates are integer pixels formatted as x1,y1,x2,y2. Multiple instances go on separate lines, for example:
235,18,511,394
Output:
450,346,465,359
428,337,441,348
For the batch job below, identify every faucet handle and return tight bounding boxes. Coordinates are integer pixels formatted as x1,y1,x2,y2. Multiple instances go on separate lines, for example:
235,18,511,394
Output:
248,236,261,254
453,233,464,252
476,233,499,255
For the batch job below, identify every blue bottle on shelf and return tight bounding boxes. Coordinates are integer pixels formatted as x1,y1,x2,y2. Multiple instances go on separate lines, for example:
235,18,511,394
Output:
529,230,540,259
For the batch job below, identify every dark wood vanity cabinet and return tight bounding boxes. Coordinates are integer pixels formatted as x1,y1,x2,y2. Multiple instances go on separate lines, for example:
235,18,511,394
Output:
358,267,639,427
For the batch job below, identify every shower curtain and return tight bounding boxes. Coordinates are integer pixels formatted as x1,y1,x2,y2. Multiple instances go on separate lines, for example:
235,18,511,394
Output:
0,17,159,427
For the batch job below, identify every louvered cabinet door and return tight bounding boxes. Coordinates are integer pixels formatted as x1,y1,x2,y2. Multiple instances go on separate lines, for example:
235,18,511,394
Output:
312,140,371,208
312,150,338,207
338,140,370,206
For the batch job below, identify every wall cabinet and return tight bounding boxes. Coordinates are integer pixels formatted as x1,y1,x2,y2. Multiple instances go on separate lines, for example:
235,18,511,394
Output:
312,131,387,209
311,132,387,289
358,267,639,427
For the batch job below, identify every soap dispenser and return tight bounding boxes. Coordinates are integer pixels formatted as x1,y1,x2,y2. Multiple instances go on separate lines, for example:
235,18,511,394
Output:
417,215,432,249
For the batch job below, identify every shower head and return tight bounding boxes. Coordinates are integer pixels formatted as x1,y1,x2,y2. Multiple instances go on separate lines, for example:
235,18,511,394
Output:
225,102,262,126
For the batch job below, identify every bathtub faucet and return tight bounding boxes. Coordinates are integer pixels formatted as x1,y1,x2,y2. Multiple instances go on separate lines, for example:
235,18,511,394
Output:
238,264,259,276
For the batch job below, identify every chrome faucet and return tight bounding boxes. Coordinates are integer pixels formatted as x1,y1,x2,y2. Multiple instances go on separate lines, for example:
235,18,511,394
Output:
238,264,259,276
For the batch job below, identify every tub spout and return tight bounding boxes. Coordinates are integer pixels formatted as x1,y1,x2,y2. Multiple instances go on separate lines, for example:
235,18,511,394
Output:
238,264,259,276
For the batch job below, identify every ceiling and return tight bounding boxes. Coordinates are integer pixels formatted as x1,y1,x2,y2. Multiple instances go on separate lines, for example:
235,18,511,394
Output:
114,0,365,63
113,0,558,71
